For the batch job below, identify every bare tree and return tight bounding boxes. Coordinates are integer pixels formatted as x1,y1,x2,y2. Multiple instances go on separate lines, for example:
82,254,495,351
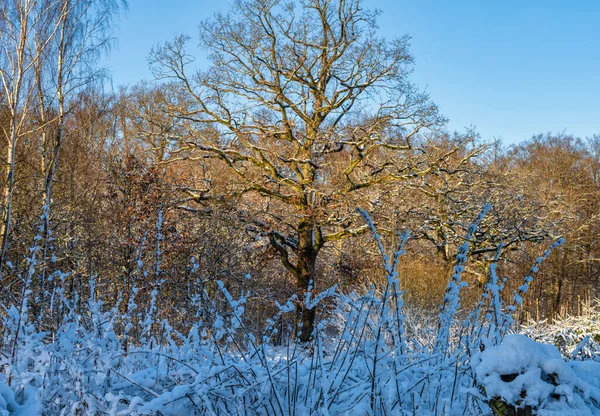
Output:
402,134,550,281
147,0,487,341
36,0,123,208
0,0,124,278
32,0,123,289
0,0,59,273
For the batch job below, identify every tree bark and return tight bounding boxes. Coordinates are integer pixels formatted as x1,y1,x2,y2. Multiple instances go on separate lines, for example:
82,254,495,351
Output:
295,218,322,343
0,123,17,274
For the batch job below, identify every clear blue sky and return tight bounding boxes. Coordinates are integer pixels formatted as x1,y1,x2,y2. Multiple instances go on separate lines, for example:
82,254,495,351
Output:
105,0,600,144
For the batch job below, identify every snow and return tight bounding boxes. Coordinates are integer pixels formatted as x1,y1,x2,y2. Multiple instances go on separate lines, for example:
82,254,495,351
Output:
2,286,595,415
472,334,600,415
0,209,597,414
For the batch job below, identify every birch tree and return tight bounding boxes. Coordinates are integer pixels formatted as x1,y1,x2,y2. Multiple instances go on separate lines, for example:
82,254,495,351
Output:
0,0,56,273
32,0,123,288
0,0,123,278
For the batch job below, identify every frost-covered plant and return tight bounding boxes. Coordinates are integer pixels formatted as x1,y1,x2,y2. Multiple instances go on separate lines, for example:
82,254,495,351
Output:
0,203,595,415
435,204,491,357
499,237,566,338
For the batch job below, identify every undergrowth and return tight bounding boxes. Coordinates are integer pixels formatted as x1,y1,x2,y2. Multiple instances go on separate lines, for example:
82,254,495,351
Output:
2,205,594,415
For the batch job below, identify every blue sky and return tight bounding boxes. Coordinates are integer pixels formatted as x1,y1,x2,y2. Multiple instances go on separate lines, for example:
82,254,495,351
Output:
105,0,600,144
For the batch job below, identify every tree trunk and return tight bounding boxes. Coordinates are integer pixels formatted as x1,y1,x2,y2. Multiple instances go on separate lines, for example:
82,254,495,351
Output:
295,218,322,343
553,276,563,318
0,123,17,275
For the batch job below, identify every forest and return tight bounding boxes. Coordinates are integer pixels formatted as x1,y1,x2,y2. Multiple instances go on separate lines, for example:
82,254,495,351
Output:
0,0,599,414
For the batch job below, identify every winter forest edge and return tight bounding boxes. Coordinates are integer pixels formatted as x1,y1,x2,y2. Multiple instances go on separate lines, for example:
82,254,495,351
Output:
0,0,599,414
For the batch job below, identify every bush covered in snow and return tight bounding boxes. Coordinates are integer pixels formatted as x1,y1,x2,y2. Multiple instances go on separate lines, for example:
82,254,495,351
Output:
471,334,600,415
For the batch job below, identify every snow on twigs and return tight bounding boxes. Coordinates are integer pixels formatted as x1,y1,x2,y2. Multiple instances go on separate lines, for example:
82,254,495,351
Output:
0,206,597,415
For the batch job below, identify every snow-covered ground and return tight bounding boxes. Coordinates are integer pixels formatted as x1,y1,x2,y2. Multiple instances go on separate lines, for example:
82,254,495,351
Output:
0,212,598,415
0,280,598,415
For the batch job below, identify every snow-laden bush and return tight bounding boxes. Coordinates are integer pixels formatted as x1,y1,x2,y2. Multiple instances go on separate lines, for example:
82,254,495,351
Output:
471,334,600,415
0,206,597,415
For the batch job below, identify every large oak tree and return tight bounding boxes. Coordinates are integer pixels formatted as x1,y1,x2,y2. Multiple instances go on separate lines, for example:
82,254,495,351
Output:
149,0,478,341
